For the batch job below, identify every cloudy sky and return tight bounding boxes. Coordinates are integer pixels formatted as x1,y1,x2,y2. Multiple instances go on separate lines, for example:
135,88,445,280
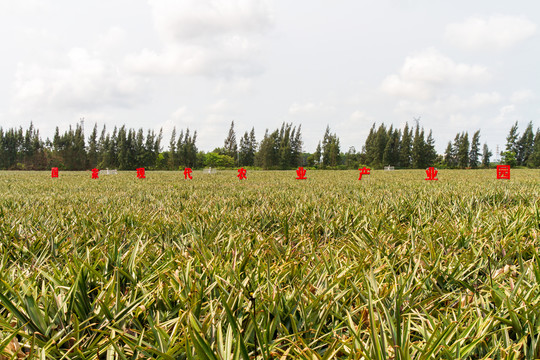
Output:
0,0,539,154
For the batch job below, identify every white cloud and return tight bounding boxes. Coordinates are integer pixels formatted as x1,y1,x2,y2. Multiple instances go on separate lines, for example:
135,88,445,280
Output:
395,92,501,116
349,110,370,121
13,47,144,113
445,15,537,51
126,0,274,78
381,48,490,100
493,104,516,125
510,89,535,103
172,106,187,119
209,99,234,112
289,101,335,115
0,0,47,13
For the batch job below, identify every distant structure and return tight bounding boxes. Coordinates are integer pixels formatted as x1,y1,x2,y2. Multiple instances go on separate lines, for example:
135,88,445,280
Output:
103,169,118,175
496,145,500,162
384,166,395,171
204,167,217,174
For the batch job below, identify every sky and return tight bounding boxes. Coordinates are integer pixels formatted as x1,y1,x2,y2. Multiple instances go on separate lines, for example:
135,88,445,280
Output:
0,0,539,155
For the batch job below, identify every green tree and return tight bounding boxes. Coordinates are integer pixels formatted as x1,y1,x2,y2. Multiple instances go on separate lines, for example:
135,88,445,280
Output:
169,127,177,169
517,121,534,166
469,130,481,169
87,123,98,168
321,126,340,167
457,132,469,168
528,129,540,167
505,121,519,155
223,121,238,164
482,143,492,168
444,141,454,168
399,122,412,168
424,130,437,166
411,125,426,168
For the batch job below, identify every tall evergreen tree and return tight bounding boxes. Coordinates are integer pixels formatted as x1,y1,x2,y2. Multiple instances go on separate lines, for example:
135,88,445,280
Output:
528,129,540,167
321,126,340,167
424,130,437,166
517,121,534,166
169,127,177,169
88,123,98,168
223,121,238,164
451,133,461,168
505,121,519,156
239,127,257,166
444,142,454,168
469,130,481,168
314,142,322,166
457,132,469,168
256,129,279,169
482,143,492,168
290,124,302,167
399,122,412,168
411,125,426,168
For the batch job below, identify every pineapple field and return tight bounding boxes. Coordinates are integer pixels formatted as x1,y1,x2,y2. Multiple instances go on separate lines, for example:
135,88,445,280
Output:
0,169,539,359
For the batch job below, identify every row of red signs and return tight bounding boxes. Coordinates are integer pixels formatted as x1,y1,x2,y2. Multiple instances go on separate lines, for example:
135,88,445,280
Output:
50,165,512,180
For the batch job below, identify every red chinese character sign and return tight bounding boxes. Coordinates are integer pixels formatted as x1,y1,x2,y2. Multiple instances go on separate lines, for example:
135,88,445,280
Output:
136,168,145,179
91,168,99,179
425,167,438,181
296,167,307,180
237,168,247,180
358,167,370,180
51,167,58,178
184,168,193,180
497,165,510,179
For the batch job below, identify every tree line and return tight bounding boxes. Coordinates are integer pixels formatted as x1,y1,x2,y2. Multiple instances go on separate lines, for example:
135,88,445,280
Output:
1,120,539,170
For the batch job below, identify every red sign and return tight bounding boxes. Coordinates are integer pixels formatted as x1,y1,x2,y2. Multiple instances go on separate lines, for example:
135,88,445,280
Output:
296,167,307,180
184,168,193,180
497,165,510,179
51,167,58,178
91,168,99,179
358,167,371,180
425,167,438,181
136,168,145,179
237,168,247,180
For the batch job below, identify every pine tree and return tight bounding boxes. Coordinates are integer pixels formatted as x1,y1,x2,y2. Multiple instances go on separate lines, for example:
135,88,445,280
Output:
444,142,454,168
363,124,377,165
322,126,340,167
256,129,279,169
424,130,437,166
88,123,98,168
482,143,492,168
517,121,534,166
239,132,250,166
279,123,292,169
290,124,302,167
457,132,469,168
411,125,425,168
505,121,519,155
224,121,238,164
399,123,412,168
469,130,480,168
169,127,177,169
452,133,461,168
528,129,540,167
97,125,107,167
314,142,322,167
374,124,388,167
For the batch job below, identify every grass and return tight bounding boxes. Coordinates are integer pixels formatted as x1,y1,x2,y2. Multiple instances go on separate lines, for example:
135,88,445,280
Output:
0,169,538,359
